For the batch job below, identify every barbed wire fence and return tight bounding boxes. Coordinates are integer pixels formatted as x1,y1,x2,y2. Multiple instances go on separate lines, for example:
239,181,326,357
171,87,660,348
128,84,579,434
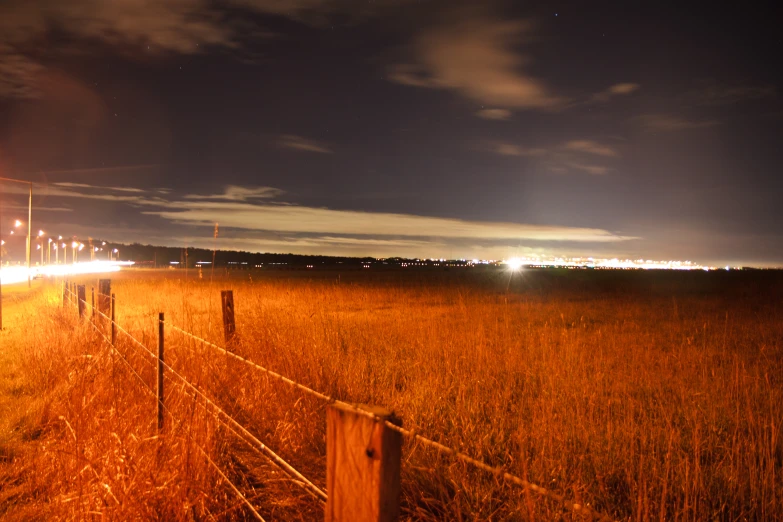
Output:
61,279,614,522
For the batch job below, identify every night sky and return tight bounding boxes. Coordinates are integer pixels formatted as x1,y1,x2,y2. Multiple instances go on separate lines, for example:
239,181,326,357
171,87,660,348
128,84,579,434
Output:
0,1,781,266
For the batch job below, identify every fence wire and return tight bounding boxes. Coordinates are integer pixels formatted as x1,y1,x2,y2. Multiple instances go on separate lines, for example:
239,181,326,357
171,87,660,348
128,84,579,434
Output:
66,282,614,521
80,295,327,504
166,322,614,521
80,300,266,521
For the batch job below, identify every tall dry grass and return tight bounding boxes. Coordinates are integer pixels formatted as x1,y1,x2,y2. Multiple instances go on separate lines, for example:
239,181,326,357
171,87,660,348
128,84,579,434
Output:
1,268,782,520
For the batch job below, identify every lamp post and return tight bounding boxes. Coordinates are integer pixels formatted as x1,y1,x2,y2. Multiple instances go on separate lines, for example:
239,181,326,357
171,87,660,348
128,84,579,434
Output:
47,237,52,265
72,241,78,264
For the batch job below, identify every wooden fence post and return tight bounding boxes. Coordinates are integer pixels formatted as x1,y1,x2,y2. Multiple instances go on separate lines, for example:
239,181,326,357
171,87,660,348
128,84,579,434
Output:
110,293,116,346
62,280,67,307
77,285,86,319
91,287,95,321
325,404,402,522
98,279,111,315
157,312,165,432
221,290,236,343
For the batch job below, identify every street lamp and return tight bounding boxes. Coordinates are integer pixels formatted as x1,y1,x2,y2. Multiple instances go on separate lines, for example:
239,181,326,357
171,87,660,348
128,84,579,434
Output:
112,248,119,261
72,241,78,264
47,237,52,265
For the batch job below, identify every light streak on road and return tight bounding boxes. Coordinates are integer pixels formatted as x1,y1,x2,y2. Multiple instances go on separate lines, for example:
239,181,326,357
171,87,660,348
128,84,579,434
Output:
0,261,134,286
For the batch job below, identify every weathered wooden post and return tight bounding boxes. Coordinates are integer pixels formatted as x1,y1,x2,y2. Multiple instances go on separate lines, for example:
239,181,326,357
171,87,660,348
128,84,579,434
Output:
91,287,95,321
221,290,236,344
98,279,111,315
157,312,165,432
77,285,86,319
62,280,67,307
110,293,116,346
325,404,402,522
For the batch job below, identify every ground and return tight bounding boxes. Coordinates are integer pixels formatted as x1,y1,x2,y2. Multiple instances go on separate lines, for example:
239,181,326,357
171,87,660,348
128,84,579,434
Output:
1,267,782,520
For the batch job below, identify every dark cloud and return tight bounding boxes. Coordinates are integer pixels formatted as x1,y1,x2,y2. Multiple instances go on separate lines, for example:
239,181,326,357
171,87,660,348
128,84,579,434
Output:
389,16,567,111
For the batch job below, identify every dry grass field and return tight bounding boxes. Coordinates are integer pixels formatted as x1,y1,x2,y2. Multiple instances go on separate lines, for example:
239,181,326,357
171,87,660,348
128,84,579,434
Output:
1,267,782,521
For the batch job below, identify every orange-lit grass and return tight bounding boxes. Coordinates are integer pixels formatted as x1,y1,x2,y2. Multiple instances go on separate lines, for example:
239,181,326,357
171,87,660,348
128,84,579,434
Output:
1,269,782,520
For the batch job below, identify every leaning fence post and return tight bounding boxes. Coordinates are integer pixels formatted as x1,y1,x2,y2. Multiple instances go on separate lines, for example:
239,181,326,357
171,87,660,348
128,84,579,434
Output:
77,285,86,319
110,293,116,346
325,403,402,522
157,312,165,432
221,290,236,343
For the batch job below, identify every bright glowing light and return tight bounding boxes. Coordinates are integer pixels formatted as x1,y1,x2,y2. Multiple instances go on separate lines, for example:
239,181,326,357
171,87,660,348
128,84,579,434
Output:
38,229,44,237
504,258,524,271
71,241,78,248
0,261,134,286
14,220,21,227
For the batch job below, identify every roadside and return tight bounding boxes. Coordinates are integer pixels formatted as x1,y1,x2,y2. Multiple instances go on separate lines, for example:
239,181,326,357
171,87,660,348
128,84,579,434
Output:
0,280,52,519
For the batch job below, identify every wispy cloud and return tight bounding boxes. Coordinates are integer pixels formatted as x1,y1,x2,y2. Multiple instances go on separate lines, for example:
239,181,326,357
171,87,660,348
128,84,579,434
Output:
42,164,160,176
184,185,284,201
563,140,618,157
488,139,617,174
564,162,609,175
143,199,633,242
475,108,511,120
278,134,333,154
3,181,163,205
1,203,73,212
590,82,640,103
32,182,638,257
490,143,547,157
688,83,776,106
388,16,567,111
54,182,146,193
637,114,720,131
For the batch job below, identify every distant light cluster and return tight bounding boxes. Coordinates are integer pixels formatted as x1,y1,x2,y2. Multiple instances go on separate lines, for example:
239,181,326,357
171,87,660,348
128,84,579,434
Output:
501,256,718,271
